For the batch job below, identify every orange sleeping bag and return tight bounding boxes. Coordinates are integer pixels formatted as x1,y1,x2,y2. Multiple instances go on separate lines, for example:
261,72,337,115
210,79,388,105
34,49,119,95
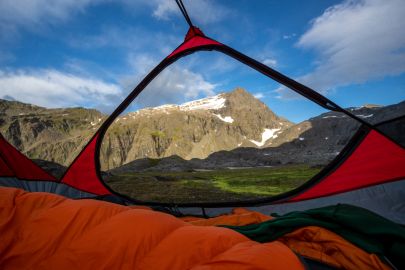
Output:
182,208,391,270
0,187,304,270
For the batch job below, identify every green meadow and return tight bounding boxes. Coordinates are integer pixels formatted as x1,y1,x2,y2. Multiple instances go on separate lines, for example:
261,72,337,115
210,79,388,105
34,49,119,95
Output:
106,165,321,203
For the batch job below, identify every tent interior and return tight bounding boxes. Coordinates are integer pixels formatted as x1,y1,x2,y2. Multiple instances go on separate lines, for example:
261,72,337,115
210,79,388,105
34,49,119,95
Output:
1,1,404,269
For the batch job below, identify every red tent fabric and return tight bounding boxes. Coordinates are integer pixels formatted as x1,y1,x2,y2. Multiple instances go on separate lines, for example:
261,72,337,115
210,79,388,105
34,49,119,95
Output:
0,155,14,177
0,135,56,181
61,133,111,195
167,27,222,58
290,130,405,201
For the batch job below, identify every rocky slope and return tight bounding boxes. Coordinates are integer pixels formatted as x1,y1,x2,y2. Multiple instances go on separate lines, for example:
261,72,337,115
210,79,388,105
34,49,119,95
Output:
0,88,292,171
0,90,403,176
0,100,105,168
111,101,405,173
100,88,293,170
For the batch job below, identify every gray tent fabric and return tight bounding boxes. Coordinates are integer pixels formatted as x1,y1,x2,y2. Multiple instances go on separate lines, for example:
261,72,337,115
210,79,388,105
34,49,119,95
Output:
0,177,95,199
2,177,404,223
176,179,405,224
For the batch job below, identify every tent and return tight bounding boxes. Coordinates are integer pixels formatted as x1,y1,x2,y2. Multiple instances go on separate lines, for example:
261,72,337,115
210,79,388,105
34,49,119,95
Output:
0,5,404,220
1,1,404,269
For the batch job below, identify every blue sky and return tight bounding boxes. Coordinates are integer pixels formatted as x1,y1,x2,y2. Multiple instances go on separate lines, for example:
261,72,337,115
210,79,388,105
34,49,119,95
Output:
0,0,404,122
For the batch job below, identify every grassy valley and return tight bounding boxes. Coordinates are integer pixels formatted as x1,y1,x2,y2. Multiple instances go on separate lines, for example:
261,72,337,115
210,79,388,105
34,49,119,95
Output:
106,165,321,203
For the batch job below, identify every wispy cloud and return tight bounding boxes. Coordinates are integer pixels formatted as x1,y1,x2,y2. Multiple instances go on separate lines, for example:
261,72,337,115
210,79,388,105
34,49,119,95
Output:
121,54,218,108
282,33,296,40
0,54,219,112
0,0,105,30
145,0,230,25
136,66,217,107
151,0,177,20
0,69,122,111
0,0,230,34
262,58,277,67
253,92,265,99
67,25,181,60
0,0,114,50
293,0,404,95
1,0,221,46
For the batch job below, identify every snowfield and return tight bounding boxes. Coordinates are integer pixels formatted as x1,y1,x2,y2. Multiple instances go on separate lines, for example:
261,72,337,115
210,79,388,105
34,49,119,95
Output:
250,128,281,147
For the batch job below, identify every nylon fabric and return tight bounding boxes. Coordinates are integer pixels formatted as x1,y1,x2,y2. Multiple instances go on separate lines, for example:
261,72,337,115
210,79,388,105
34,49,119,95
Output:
278,226,391,270
181,208,272,226
181,208,392,270
225,204,405,270
167,35,222,59
0,157,13,177
0,177,96,198
61,133,110,195
0,187,304,270
0,135,56,181
291,130,405,201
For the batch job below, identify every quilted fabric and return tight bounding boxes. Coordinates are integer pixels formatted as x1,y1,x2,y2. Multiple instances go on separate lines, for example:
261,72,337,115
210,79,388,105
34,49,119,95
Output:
181,208,392,270
0,187,304,270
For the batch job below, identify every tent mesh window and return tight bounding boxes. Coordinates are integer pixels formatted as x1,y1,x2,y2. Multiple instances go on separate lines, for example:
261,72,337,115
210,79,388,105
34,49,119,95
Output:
99,53,362,204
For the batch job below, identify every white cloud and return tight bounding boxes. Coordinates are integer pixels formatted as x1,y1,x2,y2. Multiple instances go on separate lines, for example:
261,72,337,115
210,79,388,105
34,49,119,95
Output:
127,53,160,78
253,92,265,99
0,0,105,28
283,33,296,40
120,54,218,108
186,53,240,75
70,27,154,49
0,0,229,42
68,26,180,60
152,1,178,19
146,0,229,25
0,51,218,112
274,86,301,100
293,0,405,94
0,69,122,111
0,0,112,47
262,58,277,67
134,65,217,108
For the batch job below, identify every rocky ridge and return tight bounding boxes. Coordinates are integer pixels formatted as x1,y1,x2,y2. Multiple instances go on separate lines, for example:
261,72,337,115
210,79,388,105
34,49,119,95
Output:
0,89,403,175
0,100,105,168
100,88,293,170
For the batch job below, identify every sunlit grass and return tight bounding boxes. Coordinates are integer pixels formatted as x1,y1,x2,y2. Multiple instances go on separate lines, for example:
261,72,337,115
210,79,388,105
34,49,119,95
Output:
106,165,321,203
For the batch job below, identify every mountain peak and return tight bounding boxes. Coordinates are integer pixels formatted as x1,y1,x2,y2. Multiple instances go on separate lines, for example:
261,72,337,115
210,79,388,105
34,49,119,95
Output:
136,94,227,114
222,87,265,110
227,87,250,97
179,94,226,111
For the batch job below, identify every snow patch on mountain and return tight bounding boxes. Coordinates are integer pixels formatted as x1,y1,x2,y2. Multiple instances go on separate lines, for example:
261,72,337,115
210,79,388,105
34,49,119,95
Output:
134,94,226,114
214,114,234,123
90,118,102,126
250,128,281,147
180,95,226,111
